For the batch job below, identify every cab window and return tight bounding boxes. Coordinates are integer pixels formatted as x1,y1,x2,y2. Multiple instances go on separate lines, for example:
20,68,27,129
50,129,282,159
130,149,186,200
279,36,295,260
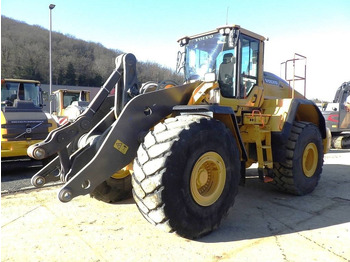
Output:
217,49,236,97
240,35,259,97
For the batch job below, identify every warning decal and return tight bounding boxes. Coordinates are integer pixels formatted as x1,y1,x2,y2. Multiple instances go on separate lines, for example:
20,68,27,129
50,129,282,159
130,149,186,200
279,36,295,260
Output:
114,139,129,154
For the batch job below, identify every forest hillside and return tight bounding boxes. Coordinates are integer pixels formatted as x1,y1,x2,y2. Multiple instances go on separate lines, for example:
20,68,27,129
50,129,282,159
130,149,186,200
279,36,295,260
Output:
1,16,183,86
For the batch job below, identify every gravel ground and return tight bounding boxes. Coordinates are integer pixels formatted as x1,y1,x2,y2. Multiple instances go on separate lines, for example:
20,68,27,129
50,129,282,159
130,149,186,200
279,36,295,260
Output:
1,149,350,262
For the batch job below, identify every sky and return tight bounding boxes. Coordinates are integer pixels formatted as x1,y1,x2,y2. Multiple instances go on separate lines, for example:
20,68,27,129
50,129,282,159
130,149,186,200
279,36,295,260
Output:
1,0,350,100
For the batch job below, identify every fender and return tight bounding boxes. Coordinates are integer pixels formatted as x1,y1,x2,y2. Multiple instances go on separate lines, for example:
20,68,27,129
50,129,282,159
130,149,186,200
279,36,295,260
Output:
172,105,248,162
271,98,327,162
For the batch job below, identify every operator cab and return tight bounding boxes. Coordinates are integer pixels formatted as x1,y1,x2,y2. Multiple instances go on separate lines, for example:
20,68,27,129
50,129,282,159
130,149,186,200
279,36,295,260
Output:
177,25,264,99
1,79,43,108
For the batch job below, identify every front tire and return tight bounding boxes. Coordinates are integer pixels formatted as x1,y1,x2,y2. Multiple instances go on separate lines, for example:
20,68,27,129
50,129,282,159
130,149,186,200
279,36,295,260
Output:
90,175,132,203
272,121,324,195
132,115,241,239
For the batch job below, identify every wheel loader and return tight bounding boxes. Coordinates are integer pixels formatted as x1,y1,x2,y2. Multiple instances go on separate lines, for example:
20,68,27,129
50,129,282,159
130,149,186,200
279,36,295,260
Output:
52,89,91,124
1,79,57,170
28,25,330,239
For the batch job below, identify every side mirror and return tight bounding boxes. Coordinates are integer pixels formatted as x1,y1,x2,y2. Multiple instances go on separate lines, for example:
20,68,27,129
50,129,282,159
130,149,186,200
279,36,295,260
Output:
176,51,185,74
42,91,49,102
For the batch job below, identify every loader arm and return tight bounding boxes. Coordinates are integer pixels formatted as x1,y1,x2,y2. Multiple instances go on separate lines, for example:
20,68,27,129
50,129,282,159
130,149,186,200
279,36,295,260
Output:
28,54,134,161
28,54,137,186
29,53,199,202
57,82,197,202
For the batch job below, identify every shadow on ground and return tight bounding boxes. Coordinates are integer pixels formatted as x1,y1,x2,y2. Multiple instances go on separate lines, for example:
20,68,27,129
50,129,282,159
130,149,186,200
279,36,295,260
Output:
200,162,350,243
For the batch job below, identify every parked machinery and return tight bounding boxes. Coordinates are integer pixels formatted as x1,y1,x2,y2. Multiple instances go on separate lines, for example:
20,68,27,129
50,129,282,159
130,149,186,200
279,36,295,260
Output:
28,25,329,239
320,81,350,148
52,89,90,124
1,79,57,169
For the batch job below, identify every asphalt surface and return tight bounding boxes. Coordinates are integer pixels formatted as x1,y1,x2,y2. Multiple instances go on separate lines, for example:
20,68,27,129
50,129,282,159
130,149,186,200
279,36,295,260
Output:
1,162,61,193
1,166,40,193
1,149,350,262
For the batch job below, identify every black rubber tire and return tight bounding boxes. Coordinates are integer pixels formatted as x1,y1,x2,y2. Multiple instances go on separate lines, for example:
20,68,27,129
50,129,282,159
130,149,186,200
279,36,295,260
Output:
272,121,324,195
132,115,241,239
90,176,132,203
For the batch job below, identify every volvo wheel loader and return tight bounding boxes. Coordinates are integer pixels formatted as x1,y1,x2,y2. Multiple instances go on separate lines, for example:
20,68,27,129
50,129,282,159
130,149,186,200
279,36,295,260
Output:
52,89,90,122
28,25,330,239
1,79,57,170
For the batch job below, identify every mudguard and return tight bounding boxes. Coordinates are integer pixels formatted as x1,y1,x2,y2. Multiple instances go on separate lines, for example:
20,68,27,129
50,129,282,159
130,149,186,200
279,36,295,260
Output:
271,98,327,163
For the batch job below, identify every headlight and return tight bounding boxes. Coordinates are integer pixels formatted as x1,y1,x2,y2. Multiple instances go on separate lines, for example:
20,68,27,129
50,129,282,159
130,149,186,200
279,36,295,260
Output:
219,27,231,36
178,37,189,47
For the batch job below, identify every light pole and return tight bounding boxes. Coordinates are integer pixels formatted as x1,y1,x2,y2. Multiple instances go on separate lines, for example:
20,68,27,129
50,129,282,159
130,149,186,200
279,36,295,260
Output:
49,4,55,114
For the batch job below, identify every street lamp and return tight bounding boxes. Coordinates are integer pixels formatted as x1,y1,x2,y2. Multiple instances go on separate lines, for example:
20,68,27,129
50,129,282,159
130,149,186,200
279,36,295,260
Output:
49,4,55,114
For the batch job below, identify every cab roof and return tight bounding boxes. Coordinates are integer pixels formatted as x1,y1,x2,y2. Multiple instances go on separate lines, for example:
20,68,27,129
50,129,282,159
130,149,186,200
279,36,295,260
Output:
178,25,266,43
2,79,41,84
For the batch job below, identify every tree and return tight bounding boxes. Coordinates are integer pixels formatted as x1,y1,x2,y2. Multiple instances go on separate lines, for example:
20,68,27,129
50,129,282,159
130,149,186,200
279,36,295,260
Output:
65,62,76,85
57,68,65,85
1,16,182,87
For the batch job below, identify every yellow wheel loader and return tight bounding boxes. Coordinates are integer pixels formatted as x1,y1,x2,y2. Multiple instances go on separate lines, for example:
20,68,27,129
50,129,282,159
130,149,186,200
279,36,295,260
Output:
28,25,330,239
1,79,57,169
52,89,90,123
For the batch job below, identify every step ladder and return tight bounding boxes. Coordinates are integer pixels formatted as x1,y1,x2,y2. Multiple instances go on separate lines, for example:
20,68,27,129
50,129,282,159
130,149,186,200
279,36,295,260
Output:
244,110,274,182
254,125,274,183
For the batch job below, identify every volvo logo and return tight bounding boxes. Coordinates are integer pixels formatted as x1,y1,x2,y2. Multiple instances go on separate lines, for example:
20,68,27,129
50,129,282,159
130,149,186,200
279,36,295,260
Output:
194,35,214,42
15,121,44,139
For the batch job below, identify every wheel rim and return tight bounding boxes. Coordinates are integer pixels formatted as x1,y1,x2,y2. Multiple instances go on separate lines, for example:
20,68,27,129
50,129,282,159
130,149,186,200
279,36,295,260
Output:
111,164,132,179
190,152,226,206
302,143,318,178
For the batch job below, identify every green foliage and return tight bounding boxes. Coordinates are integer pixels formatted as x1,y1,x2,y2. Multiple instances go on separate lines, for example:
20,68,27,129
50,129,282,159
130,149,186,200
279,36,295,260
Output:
65,62,76,85
1,16,183,86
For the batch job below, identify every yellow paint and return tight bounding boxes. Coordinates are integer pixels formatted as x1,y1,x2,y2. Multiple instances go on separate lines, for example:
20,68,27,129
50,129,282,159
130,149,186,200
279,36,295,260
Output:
190,151,226,206
1,140,42,157
302,143,318,177
114,139,129,154
111,163,133,179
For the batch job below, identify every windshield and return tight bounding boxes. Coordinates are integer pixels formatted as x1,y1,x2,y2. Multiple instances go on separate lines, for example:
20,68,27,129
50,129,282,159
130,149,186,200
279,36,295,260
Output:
1,81,41,107
54,91,81,115
63,92,80,108
184,32,236,83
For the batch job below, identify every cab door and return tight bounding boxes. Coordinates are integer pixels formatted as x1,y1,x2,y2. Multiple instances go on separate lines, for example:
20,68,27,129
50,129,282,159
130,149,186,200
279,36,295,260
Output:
238,35,260,98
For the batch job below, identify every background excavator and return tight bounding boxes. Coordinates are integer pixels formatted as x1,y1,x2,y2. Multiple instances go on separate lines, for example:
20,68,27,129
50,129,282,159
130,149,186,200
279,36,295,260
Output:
28,25,329,239
319,81,350,149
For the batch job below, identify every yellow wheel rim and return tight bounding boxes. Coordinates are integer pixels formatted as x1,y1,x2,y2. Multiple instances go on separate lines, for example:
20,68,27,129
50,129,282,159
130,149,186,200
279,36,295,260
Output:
190,152,226,206
111,163,132,179
111,169,130,179
302,143,318,178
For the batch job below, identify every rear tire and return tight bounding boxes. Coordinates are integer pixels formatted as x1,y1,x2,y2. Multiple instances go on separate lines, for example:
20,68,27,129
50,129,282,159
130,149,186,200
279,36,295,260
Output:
132,115,241,239
272,121,324,195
